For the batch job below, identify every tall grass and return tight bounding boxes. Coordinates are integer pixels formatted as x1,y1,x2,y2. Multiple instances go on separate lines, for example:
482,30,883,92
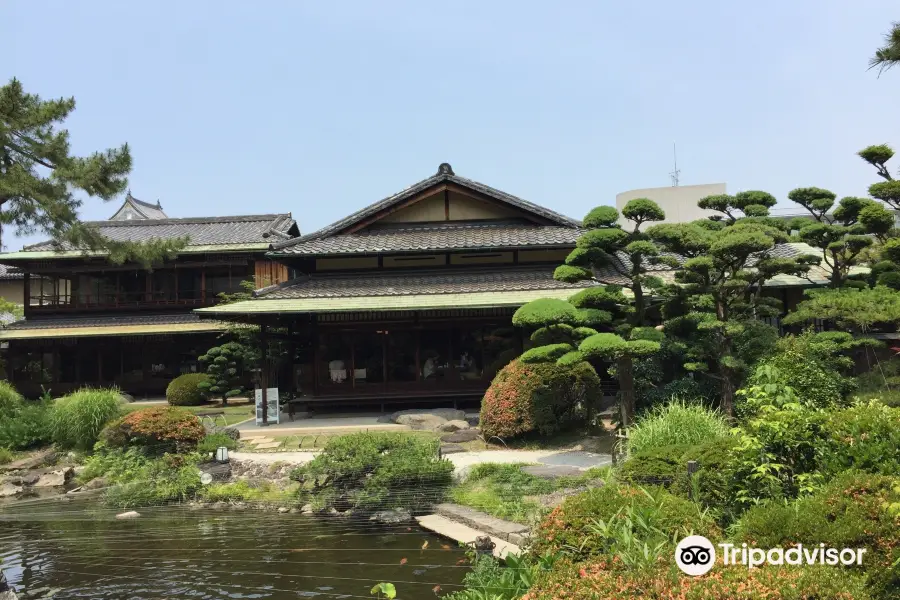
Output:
50,387,124,450
625,398,731,456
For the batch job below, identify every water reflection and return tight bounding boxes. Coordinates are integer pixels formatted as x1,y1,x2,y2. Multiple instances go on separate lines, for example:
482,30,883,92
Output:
0,502,467,599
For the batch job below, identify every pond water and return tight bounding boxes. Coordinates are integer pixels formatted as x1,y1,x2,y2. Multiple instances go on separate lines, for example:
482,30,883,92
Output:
0,502,468,600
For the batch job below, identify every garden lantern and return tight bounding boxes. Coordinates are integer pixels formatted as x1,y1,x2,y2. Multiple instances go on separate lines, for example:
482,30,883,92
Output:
215,446,230,463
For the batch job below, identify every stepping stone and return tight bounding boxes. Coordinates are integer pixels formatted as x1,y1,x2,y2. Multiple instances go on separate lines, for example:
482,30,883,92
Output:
440,430,479,443
521,465,584,479
254,442,281,449
249,437,275,445
440,443,466,455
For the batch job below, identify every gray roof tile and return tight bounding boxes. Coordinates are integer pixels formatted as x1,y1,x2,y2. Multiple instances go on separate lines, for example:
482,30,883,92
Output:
0,264,23,280
257,267,585,300
272,222,580,256
271,163,580,253
25,214,299,251
4,313,205,331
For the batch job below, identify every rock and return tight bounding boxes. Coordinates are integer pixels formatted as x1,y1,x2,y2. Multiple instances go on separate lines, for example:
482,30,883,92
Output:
0,483,22,498
440,443,466,455
369,508,413,525
119,392,135,403
212,502,228,510
521,465,584,479
440,429,480,443
115,511,140,520
82,477,108,491
376,415,394,424
437,420,470,433
21,473,40,486
300,504,314,515
0,448,55,472
277,506,290,513
288,507,299,514
33,468,73,488
571,437,610,453
391,408,466,430
466,415,480,427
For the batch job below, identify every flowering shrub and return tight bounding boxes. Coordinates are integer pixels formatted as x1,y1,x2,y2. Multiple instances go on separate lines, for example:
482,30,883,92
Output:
480,359,601,440
522,561,870,600
101,406,206,454
530,483,719,562
166,373,209,406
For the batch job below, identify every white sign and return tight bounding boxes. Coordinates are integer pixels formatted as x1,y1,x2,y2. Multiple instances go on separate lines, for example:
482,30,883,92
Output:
254,388,280,425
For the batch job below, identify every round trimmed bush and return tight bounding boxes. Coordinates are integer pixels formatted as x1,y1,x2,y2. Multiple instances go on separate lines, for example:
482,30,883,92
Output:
50,388,124,450
102,406,206,454
166,373,209,406
480,359,601,440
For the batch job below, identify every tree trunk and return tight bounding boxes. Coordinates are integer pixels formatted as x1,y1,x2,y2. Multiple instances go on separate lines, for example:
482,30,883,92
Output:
617,356,636,428
720,369,735,417
633,285,645,326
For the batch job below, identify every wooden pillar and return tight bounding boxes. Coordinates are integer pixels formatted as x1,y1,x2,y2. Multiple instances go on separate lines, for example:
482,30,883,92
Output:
174,267,179,303
23,273,31,317
200,270,206,303
287,322,296,397
312,321,320,396
115,273,120,307
260,323,269,426
415,330,420,381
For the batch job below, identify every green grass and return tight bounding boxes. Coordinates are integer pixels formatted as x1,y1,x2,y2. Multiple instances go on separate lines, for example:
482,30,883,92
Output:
239,429,440,452
0,447,14,465
450,463,610,524
122,400,254,426
200,480,299,504
625,399,731,456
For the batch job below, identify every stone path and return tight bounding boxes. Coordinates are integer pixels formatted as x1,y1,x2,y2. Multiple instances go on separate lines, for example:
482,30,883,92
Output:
230,449,612,474
416,514,520,559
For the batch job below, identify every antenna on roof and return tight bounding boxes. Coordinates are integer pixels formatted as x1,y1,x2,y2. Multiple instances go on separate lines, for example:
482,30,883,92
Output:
669,142,681,187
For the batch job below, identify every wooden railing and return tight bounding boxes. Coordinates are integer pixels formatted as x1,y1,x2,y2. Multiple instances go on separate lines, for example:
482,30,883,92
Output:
29,290,214,311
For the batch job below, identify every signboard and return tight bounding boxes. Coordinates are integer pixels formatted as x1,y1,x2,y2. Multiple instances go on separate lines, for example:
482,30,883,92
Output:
254,388,280,425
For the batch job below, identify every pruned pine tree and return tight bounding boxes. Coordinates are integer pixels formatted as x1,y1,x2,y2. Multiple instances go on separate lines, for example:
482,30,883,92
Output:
198,342,245,407
647,194,813,416
0,78,184,267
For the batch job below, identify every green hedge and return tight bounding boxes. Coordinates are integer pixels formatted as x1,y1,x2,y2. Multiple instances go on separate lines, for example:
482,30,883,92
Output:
166,373,209,406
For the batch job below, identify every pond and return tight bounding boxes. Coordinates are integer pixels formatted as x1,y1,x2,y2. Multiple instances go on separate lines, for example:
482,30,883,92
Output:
0,501,468,600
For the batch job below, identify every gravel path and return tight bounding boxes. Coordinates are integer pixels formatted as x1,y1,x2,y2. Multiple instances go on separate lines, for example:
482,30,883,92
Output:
230,449,612,474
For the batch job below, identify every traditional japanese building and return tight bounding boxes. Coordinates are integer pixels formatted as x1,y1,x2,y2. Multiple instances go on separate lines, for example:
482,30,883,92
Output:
0,194,299,398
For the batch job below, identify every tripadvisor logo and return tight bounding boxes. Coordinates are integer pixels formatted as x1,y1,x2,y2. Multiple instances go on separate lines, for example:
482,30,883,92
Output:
675,536,866,575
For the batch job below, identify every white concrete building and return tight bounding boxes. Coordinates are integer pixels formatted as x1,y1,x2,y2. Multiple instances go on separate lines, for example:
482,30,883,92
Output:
615,183,727,225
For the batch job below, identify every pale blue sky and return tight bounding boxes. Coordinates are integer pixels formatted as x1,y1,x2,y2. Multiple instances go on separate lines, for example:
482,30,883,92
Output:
3,1,900,250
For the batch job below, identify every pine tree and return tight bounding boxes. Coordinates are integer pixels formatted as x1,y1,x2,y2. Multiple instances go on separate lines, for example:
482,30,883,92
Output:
0,78,184,265
198,342,245,406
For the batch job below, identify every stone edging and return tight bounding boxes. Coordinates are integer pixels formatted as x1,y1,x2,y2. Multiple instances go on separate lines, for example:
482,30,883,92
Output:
433,503,531,547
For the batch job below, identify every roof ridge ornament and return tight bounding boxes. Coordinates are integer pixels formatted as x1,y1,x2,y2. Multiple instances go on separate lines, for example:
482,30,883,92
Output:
437,162,454,176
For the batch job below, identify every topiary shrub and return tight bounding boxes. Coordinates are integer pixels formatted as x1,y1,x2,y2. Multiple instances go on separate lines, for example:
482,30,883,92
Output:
101,406,206,455
734,473,899,600
530,483,720,562
624,399,730,456
480,359,601,440
671,437,740,521
522,561,871,600
49,388,123,450
290,431,454,514
166,373,209,406
617,444,689,488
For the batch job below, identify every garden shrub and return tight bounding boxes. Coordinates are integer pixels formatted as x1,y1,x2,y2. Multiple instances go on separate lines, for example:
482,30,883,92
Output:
197,432,239,456
101,406,206,454
820,402,900,477
638,376,717,410
671,437,739,521
0,447,13,464
446,552,559,600
290,431,454,514
166,373,209,406
530,484,719,562
0,400,51,451
624,399,730,456
521,561,871,600
618,444,689,488
750,336,849,409
82,448,203,508
0,380,23,415
852,389,900,408
480,359,601,440
734,472,899,600
49,387,123,450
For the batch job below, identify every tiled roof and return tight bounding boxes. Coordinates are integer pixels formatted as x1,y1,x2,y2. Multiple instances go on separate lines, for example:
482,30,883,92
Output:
256,267,585,300
24,214,299,252
272,163,580,253
3,312,207,331
271,222,581,256
0,264,23,280
110,193,169,220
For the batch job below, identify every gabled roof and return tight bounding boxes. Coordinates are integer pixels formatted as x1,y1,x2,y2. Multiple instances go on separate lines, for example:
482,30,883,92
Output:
109,192,169,220
272,222,581,256
6,214,299,259
271,163,580,256
0,264,23,280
